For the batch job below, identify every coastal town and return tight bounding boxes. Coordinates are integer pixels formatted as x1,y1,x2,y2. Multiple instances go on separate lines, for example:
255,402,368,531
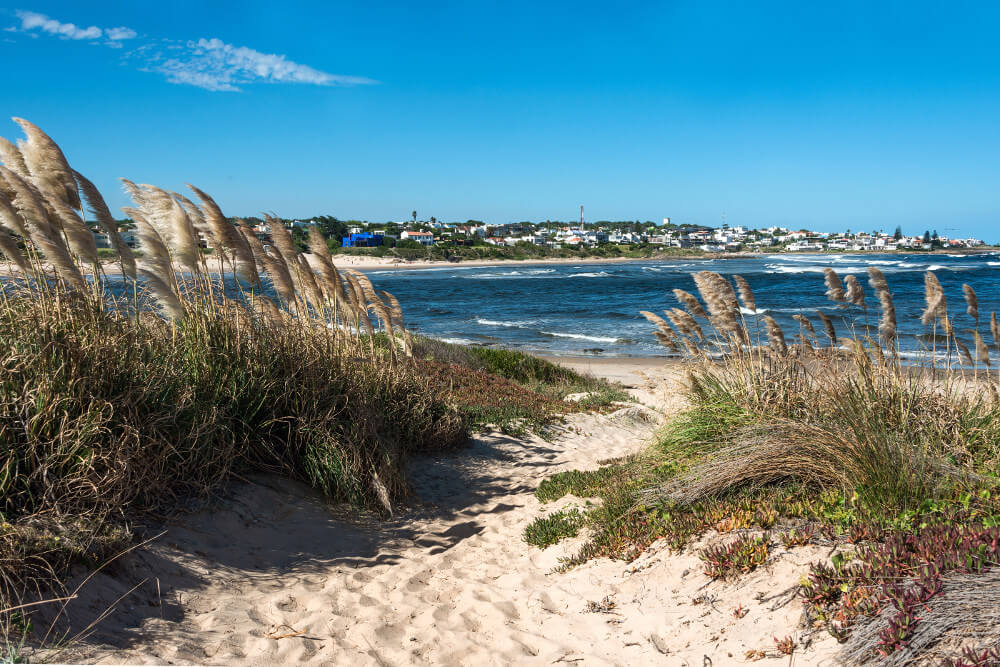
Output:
303,217,989,252
88,213,989,255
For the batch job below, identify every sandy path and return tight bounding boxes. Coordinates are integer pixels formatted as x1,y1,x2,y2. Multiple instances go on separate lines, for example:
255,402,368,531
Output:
53,362,837,666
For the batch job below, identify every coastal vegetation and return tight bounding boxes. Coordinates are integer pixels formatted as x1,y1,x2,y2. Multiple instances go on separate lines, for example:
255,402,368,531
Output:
0,119,624,654
332,241,706,263
526,267,1000,663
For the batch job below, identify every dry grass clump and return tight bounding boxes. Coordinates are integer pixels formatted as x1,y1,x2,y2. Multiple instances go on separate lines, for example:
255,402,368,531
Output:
838,569,1000,665
0,119,469,630
641,268,1000,511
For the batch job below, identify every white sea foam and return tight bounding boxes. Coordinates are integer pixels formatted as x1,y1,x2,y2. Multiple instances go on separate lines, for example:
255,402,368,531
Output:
370,265,480,275
468,268,556,279
436,337,477,345
543,331,620,343
567,271,611,278
476,318,534,328
740,307,769,315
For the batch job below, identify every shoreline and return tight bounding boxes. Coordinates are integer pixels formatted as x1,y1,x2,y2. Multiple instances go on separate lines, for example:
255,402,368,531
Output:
334,248,996,272
1,247,991,278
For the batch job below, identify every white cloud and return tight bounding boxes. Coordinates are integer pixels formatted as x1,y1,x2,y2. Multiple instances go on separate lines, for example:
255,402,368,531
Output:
106,26,137,41
12,9,375,92
151,38,374,91
16,10,101,40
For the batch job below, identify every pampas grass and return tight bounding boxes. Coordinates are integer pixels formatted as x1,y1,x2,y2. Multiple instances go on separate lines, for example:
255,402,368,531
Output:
187,183,258,285
12,117,81,211
733,274,756,313
75,170,136,280
824,267,846,304
844,274,865,308
673,288,708,320
0,118,473,631
964,283,979,323
762,315,787,356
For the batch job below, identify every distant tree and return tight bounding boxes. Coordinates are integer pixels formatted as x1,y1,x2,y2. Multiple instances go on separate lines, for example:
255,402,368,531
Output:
932,229,939,240
313,215,348,242
894,225,903,240
923,230,932,244
430,216,437,225
412,210,417,223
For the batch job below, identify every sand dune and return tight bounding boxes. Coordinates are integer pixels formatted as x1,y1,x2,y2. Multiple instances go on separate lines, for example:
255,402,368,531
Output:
50,361,837,666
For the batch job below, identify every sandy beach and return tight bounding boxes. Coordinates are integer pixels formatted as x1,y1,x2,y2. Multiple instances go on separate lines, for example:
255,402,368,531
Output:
324,247,994,272
326,254,688,272
45,357,838,666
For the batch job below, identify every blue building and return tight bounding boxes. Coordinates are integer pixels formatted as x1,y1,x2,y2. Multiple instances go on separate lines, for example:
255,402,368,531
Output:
342,232,383,248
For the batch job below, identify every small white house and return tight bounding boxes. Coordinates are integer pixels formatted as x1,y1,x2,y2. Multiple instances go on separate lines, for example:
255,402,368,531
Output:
400,230,435,246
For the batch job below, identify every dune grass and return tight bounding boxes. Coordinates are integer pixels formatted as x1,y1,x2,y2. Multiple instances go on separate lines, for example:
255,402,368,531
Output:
411,337,630,433
526,267,1000,662
0,118,627,654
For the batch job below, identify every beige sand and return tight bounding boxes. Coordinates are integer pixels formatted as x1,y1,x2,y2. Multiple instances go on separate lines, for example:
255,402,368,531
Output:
326,254,684,272
50,358,838,666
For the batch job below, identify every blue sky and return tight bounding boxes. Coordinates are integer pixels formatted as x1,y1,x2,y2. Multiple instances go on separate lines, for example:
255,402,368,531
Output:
2,1,1000,240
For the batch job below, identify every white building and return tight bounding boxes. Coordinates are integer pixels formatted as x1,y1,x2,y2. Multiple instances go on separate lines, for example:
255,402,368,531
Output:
400,230,435,246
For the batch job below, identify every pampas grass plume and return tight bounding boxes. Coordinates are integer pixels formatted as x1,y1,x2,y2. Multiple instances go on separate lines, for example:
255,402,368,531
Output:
733,274,756,313
792,314,817,340
187,183,259,285
12,117,81,210
963,284,979,322
672,288,708,319
824,268,845,304
844,274,865,308
816,310,837,347
0,136,30,179
763,315,788,356
75,169,136,280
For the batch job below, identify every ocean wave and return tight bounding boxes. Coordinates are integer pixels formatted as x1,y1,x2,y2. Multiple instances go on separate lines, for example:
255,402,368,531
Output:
767,254,839,263
765,264,865,274
566,271,611,278
369,265,480,275
989,261,1000,266
542,331,621,343
926,265,946,271
467,268,557,279
435,337,477,345
476,318,535,328
740,307,769,315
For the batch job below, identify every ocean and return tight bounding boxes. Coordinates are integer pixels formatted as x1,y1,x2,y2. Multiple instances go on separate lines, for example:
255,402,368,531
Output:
363,252,1000,359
